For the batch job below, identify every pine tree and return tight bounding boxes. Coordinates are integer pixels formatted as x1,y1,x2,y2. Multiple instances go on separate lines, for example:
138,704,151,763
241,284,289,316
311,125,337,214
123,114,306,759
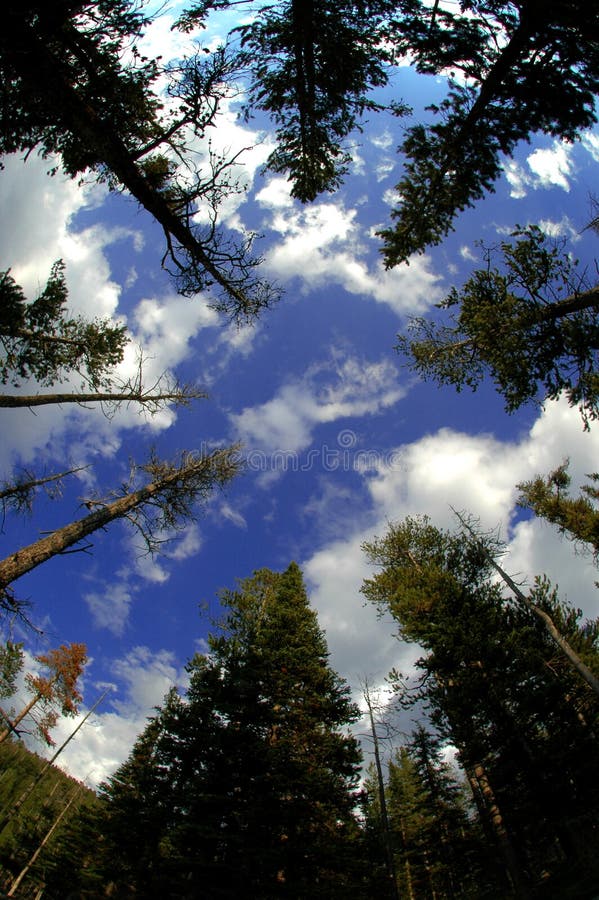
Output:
362,516,599,895
0,643,87,747
96,563,363,898
0,264,203,414
1,2,278,320
234,0,396,201
379,1,599,264
395,227,599,427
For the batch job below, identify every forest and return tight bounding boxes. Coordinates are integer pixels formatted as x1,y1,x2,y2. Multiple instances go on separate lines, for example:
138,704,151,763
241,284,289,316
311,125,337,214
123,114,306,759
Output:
0,1,599,897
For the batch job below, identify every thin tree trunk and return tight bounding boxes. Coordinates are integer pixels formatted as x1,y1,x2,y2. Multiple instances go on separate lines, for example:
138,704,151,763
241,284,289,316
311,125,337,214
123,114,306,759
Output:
0,686,51,744
5,19,256,316
0,455,225,591
363,684,400,900
0,690,108,836
7,789,79,897
0,389,196,409
0,466,86,503
470,760,528,898
399,816,415,900
454,510,599,698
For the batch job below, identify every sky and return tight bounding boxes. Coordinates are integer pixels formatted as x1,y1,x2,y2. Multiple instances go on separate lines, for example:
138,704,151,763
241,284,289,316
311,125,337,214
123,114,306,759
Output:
2,3,599,788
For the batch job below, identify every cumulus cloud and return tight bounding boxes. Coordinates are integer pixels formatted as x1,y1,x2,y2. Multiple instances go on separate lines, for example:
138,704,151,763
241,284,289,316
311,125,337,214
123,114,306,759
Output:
302,398,599,698
527,143,573,191
504,140,575,197
255,179,444,315
231,352,407,457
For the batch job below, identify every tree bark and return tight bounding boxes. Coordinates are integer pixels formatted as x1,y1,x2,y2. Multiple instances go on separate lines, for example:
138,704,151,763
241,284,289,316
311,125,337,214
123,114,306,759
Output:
0,388,202,409
454,511,599,698
4,18,257,316
363,685,400,900
0,453,232,592
469,760,529,898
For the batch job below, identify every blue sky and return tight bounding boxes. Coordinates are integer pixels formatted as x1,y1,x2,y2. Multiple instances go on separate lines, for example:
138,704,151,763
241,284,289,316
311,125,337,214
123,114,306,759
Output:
2,3,599,785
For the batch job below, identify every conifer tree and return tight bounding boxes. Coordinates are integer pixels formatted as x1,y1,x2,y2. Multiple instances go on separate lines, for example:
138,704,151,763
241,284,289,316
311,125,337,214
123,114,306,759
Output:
97,563,363,898
395,227,599,427
362,516,599,895
1,2,277,321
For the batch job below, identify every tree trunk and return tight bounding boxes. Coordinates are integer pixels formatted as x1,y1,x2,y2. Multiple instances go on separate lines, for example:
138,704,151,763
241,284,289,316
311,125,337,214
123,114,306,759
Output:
0,690,108,837
455,511,599,698
7,789,79,897
0,389,195,409
0,454,229,592
5,18,255,317
470,760,529,898
363,684,400,900
0,687,50,744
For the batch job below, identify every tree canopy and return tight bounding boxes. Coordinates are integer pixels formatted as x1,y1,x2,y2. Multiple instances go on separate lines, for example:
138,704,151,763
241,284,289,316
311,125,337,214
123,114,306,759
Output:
362,515,599,894
379,0,599,264
235,0,397,202
95,563,364,897
396,227,599,426
0,0,278,320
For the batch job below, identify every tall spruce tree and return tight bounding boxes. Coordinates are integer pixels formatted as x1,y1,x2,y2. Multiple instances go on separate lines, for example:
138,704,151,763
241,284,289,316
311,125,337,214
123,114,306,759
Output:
380,0,599,264
362,516,599,896
96,563,363,898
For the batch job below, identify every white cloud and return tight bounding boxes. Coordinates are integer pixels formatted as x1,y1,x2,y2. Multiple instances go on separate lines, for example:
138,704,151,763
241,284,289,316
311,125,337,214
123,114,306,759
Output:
41,646,189,787
503,141,575,197
527,143,573,191
84,582,134,637
582,130,599,163
219,502,248,529
460,245,477,261
302,398,599,696
370,130,394,151
538,216,580,241
503,160,530,199
256,185,444,315
231,352,406,456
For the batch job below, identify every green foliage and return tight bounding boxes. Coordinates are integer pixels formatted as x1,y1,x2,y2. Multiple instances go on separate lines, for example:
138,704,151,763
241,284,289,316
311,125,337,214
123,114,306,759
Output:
95,563,364,897
0,2,278,320
518,462,599,557
0,643,23,701
0,263,128,390
0,739,98,897
362,516,599,893
396,227,599,426
237,0,398,201
380,1,599,263
0,1,160,176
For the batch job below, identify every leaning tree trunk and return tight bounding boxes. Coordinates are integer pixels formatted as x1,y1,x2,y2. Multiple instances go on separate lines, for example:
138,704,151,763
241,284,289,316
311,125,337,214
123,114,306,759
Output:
468,760,529,899
0,452,234,593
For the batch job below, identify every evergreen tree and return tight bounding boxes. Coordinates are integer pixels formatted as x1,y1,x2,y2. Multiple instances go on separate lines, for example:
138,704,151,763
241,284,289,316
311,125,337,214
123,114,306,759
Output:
96,563,363,898
0,2,277,320
380,0,599,264
518,462,599,556
233,0,397,201
0,448,239,615
0,263,202,414
362,516,599,895
0,642,87,748
395,227,599,427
